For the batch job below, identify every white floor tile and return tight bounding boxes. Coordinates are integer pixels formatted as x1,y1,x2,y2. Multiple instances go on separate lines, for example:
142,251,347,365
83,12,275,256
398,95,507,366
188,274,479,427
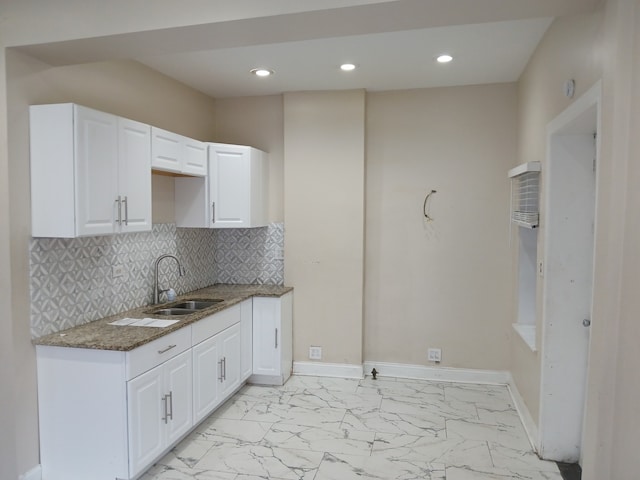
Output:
342,408,446,437
194,417,273,444
287,388,382,413
315,452,446,480
488,442,561,472
195,443,323,479
140,375,549,480
262,423,375,456
284,375,360,392
372,433,494,466
446,465,563,479
446,418,531,450
243,401,346,427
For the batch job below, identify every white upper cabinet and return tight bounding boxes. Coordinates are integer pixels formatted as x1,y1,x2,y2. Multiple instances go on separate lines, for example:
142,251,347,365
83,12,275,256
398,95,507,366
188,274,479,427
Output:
118,118,153,233
209,143,268,228
174,143,269,229
151,127,206,177
183,138,208,176
151,127,182,173
30,104,152,238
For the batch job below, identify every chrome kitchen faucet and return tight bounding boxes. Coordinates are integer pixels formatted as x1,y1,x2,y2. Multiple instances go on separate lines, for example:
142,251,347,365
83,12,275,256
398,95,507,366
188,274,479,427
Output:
153,254,186,304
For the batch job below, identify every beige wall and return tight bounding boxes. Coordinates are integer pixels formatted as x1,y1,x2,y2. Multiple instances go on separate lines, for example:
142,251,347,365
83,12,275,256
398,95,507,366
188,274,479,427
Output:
608,3,640,476
512,11,603,421
2,51,216,477
582,1,639,478
365,85,517,369
284,90,365,365
0,49,19,480
213,95,285,223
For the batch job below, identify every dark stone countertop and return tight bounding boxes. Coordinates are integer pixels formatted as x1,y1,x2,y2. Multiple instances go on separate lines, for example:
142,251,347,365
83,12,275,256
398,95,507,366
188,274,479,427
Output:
33,284,293,352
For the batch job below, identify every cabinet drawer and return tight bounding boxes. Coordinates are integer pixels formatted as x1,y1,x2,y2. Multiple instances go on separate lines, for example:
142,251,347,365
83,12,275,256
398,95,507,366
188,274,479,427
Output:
126,327,191,380
192,304,241,346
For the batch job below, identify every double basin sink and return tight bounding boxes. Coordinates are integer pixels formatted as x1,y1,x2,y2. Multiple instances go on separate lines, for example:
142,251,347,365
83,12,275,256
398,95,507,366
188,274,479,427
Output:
146,299,224,317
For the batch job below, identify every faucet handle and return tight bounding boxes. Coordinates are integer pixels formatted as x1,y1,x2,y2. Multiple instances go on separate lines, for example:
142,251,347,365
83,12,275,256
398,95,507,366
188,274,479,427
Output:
179,266,187,276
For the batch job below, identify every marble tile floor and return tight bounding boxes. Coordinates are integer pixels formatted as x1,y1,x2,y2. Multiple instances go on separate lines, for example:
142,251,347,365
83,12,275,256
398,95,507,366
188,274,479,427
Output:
141,375,561,480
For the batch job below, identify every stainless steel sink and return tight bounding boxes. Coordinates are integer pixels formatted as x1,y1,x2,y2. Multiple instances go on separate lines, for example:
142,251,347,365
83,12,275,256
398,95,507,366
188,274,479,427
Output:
149,308,198,316
145,299,224,317
172,299,223,310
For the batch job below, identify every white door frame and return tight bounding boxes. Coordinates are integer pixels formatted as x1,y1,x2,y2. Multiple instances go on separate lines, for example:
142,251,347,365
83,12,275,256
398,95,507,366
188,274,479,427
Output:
538,81,601,463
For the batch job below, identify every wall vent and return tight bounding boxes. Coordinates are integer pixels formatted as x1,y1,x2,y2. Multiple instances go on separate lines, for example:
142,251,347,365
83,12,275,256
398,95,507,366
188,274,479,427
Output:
508,162,541,229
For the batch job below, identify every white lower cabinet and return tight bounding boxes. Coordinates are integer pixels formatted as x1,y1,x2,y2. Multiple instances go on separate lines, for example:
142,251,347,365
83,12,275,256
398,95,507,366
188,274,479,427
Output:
192,322,241,423
251,292,293,385
240,299,253,382
35,293,291,479
128,349,192,478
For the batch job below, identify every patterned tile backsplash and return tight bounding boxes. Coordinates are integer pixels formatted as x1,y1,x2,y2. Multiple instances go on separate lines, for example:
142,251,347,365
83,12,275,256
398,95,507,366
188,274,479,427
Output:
29,223,284,337
215,223,284,285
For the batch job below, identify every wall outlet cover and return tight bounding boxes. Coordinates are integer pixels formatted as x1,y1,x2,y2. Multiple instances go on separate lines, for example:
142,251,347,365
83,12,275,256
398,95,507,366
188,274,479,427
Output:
428,348,442,362
309,346,322,360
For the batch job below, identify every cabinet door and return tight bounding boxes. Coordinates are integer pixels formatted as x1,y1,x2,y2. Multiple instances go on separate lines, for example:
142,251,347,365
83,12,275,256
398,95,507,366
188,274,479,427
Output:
252,297,281,377
192,335,222,423
118,118,152,233
209,144,251,228
240,299,253,382
164,350,193,446
127,365,164,478
151,127,183,173
183,138,207,176
74,105,119,236
219,323,241,400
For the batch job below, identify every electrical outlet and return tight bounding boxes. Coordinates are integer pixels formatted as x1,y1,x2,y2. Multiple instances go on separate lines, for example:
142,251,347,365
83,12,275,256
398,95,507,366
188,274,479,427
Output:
309,346,322,360
428,348,442,363
112,264,125,278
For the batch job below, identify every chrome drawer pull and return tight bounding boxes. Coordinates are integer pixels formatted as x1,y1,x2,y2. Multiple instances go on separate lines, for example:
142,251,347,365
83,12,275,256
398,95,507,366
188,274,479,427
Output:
157,344,177,354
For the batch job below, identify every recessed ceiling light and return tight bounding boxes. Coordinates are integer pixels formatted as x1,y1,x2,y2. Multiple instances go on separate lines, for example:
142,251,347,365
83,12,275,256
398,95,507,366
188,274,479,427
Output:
436,54,453,64
250,68,274,77
340,63,357,71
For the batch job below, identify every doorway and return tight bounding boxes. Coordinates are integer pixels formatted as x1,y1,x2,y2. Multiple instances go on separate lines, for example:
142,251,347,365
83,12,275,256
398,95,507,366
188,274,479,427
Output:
538,82,600,463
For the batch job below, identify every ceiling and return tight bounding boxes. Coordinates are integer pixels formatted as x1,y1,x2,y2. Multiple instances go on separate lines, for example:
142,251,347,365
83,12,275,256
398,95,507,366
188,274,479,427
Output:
14,0,599,99
137,18,553,98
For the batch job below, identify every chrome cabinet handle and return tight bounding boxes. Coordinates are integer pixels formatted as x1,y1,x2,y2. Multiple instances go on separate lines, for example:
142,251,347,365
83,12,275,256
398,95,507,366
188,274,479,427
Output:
212,202,216,224
223,357,227,381
218,358,224,382
161,394,168,424
157,344,177,354
583,318,591,327
275,328,278,349
123,196,128,225
161,392,173,423
116,196,122,225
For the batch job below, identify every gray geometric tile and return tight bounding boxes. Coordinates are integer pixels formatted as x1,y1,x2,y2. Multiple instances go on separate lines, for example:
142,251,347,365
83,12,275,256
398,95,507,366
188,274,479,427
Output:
29,222,284,337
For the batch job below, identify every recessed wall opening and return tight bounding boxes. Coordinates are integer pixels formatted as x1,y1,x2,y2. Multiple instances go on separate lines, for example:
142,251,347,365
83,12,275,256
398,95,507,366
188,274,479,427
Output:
514,227,538,350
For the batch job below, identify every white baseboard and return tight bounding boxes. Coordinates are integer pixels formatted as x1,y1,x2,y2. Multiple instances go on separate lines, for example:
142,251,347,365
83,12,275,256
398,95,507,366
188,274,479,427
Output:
507,374,539,453
19,465,41,480
362,361,511,385
293,361,363,379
